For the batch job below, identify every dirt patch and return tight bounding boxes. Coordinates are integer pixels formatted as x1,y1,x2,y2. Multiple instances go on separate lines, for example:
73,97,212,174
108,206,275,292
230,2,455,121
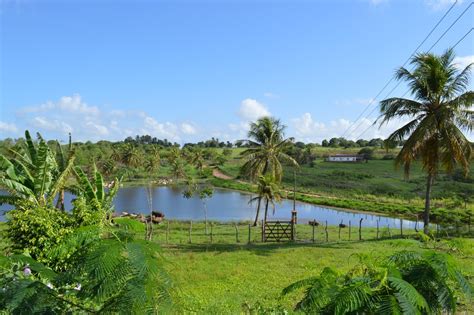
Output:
212,168,232,180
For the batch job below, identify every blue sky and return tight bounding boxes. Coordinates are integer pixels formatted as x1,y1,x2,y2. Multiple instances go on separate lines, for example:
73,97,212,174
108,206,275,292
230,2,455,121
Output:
0,0,473,143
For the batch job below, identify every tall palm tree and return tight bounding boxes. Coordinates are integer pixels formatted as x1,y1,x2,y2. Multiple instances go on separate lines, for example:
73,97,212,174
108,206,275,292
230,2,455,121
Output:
190,148,205,173
122,144,142,168
249,174,282,225
379,48,473,234
241,117,298,226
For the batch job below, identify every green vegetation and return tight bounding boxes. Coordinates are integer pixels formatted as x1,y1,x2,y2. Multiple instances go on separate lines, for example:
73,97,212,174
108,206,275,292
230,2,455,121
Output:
379,48,473,233
283,251,471,314
0,132,171,312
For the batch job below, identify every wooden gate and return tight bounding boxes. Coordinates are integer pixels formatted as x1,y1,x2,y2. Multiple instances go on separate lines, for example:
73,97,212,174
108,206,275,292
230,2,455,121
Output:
262,220,294,242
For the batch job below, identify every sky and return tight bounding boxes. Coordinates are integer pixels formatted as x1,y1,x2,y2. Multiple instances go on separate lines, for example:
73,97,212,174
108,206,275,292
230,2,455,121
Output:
0,0,473,144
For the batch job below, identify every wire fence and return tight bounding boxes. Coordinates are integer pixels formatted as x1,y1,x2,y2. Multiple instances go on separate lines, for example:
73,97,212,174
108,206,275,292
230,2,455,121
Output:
118,219,473,245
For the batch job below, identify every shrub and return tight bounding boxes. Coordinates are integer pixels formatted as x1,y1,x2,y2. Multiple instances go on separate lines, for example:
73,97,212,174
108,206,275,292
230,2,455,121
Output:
358,147,374,160
7,203,74,264
382,154,395,160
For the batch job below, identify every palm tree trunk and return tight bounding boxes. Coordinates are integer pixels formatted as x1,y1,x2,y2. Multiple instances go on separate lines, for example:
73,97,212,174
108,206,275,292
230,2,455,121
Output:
264,199,269,225
253,197,262,226
423,173,434,234
56,190,65,211
203,201,208,235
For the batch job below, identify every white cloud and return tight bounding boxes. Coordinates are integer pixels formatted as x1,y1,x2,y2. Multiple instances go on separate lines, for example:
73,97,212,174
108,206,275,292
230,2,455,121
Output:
11,94,201,143
291,112,411,143
425,0,462,10
0,121,18,133
140,116,180,141
453,55,474,70
30,116,73,133
21,94,99,116
181,123,197,135
237,98,271,122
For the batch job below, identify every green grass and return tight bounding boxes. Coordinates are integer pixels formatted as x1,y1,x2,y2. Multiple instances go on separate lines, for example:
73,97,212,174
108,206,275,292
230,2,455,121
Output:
140,221,473,313
2,219,473,313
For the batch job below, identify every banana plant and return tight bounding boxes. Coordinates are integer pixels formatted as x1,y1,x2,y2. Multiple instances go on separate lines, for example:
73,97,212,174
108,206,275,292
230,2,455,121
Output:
73,165,120,216
0,130,75,208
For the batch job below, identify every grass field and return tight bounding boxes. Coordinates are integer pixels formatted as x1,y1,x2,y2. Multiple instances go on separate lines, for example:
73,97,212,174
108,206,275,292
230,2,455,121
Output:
113,219,474,313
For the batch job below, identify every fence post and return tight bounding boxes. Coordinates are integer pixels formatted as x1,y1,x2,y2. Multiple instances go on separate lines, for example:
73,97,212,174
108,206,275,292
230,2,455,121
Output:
261,220,265,242
166,221,169,244
338,220,343,241
248,224,251,244
358,218,363,241
210,222,213,243
400,219,403,237
325,221,328,242
387,224,391,238
188,221,192,244
312,222,315,243
235,223,239,243
349,220,351,241
376,219,379,240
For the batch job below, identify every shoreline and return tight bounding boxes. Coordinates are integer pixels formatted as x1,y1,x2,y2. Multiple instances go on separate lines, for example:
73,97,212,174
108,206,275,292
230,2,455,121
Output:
121,179,418,223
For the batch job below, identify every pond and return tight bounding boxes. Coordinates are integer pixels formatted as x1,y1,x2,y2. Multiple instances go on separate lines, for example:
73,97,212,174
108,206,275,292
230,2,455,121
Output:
1,186,417,228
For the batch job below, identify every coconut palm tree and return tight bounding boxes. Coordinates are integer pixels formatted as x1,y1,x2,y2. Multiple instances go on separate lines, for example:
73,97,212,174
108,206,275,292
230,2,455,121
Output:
241,117,298,182
190,148,205,173
122,144,142,168
0,131,75,207
170,158,186,181
249,174,282,225
241,117,298,226
379,48,473,234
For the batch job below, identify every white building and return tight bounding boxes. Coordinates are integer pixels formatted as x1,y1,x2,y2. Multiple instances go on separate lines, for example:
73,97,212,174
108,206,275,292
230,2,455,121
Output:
326,154,364,162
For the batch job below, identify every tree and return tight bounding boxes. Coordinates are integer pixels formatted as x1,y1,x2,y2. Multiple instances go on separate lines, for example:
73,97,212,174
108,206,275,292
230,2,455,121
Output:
190,148,205,173
72,165,120,226
240,117,297,226
283,250,472,314
0,130,75,208
241,117,298,182
378,48,473,234
321,139,329,147
122,144,142,168
249,175,282,225
170,158,186,181
182,179,214,235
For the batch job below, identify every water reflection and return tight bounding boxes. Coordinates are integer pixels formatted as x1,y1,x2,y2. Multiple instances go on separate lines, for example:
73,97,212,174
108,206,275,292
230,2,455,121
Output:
0,186,417,228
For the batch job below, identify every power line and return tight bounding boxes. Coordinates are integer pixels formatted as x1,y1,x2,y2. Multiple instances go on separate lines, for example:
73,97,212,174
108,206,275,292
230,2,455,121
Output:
349,4,473,140
339,0,459,139
353,27,474,140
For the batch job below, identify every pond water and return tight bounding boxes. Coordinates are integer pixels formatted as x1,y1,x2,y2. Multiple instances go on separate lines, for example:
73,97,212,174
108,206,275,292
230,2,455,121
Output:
1,186,417,228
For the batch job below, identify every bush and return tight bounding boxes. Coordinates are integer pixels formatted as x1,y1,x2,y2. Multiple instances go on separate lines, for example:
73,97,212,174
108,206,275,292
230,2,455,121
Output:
358,147,374,160
7,203,74,264
382,154,395,160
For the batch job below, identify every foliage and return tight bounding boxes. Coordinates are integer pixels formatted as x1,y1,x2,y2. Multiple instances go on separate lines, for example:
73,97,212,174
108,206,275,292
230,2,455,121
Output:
0,231,172,313
379,48,473,233
72,165,120,226
283,250,472,314
250,174,282,225
0,130,75,207
6,202,74,266
240,117,298,183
